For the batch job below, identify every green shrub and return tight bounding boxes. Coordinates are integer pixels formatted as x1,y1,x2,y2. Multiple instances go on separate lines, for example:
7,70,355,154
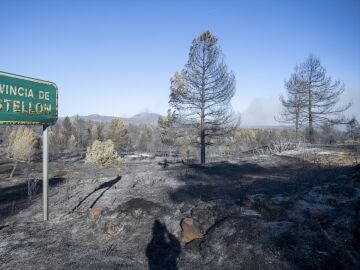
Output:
85,139,123,168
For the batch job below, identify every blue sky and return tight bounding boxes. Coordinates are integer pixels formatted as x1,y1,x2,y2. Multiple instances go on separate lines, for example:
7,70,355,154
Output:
1,0,359,125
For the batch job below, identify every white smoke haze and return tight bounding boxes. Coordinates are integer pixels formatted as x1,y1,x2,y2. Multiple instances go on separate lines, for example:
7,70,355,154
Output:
240,97,282,127
239,85,359,127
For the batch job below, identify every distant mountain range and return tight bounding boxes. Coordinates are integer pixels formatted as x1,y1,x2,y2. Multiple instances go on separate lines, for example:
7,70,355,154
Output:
240,124,289,129
60,112,286,128
61,112,162,126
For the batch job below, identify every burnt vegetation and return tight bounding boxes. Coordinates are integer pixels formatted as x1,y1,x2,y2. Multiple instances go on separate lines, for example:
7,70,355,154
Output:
1,31,360,270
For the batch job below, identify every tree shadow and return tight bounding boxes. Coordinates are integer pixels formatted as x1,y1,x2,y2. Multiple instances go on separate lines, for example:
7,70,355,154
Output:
0,177,65,220
0,177,65,205
169,159,354,203
188,162,266,180
70,176,121,213
146,219,181,270
170,161,284,203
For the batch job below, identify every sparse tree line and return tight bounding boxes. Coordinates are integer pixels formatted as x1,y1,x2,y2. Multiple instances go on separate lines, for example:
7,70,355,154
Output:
278,54,355,143
0,112,358,177
165,32,357,163
0,118,162,177
46,116,163,157
0,31,358,167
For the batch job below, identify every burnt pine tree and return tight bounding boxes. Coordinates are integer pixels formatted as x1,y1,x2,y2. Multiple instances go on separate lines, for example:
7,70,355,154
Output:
299,55,351,143
169,31,236,164
277,66,307,142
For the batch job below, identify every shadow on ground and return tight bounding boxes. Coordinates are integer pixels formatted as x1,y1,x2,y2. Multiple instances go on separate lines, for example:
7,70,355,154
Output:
0,177,65,220
146,219,181,270
169,161,287,203
167,159,360,269
170,159,352,203
70,176,121,213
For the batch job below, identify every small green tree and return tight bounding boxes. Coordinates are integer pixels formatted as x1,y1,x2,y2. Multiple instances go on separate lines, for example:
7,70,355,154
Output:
104,118,129,151
90,122,101,142
61,116,73,145
85,140,123,168
158,110,177,155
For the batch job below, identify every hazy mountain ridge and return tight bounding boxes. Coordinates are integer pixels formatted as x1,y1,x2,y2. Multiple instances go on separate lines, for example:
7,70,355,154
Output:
61,112,162,126
60,113,287,128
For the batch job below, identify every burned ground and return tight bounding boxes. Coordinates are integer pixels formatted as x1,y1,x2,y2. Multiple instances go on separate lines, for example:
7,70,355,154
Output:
0,145,359,269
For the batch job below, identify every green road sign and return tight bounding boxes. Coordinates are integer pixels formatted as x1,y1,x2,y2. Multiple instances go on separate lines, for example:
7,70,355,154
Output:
0,71,58,125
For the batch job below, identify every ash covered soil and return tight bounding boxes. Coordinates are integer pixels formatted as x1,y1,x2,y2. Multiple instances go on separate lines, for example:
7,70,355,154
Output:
1,146,360,270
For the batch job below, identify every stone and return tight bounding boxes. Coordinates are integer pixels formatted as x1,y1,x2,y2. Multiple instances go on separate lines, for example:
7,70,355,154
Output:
240,195,255,208
261,204,288,219
309,209,327,222
326,198,338,206
180,203,192,215
88,206,107,220
181,218,203,243
191,206,216,231
105,221,117,235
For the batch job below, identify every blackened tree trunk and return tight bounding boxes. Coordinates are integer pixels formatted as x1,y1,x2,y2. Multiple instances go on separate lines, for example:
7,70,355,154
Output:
308,81,314,143
200,130,205,164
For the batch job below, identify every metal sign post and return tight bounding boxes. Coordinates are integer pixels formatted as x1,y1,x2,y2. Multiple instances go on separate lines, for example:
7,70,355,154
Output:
0,71,58,222
43,125,48,221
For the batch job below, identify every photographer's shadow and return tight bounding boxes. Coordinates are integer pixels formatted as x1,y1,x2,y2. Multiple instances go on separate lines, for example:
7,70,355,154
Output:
146,219,181,270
